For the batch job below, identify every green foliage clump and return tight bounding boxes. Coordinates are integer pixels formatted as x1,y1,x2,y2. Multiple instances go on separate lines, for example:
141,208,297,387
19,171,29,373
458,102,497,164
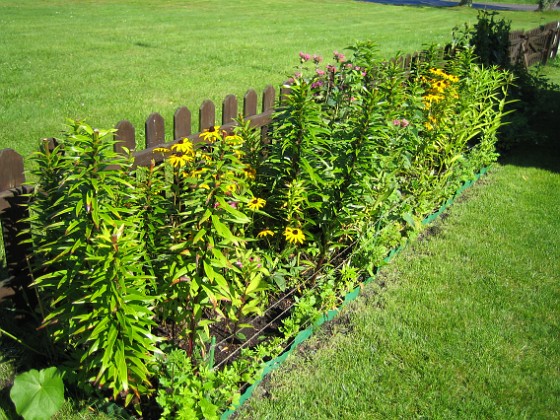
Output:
4,26,515,417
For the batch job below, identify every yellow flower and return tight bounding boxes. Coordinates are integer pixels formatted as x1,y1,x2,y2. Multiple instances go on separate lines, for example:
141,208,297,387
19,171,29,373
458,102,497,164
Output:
257,229,274,238
168,154,193,168
243,165,256,181
234,149,245,159
225,183,237,193
196,150,213,162
424,121,434,131
200,126,222,143
188,168,206,178
153,147,170,154
225,134,244,146
247,197,266,211
284,227,305,245
429,68,445,77
432,80,448,93
171,139,194,154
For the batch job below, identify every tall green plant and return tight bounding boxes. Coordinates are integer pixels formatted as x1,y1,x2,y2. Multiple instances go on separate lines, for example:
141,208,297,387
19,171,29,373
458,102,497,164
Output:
27,121,159,405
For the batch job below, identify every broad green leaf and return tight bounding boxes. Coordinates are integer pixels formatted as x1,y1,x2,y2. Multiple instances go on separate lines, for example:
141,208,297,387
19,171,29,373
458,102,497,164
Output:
10,367,65,420
245,274,265,295
216,196,250,223
193,228,207,244
211,215,234,241
203,260,215,281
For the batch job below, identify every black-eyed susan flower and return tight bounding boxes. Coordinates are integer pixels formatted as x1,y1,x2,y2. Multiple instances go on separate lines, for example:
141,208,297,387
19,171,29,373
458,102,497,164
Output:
200,126,221,143
284,226,305,245
247,197,266,211
168,154,193,168
153,147,170,154
257,229,274,238
171,139,194,154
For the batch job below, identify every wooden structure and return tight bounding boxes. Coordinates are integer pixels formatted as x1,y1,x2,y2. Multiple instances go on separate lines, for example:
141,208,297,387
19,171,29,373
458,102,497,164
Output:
509,21,560,67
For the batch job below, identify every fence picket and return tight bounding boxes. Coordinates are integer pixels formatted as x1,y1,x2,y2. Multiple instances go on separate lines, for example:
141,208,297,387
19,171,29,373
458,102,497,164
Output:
222,94,238,126
0,149,25,194
243,89,258,117
199,100,216,132
146,112,165,147
174,106,192,139
114,120,136,154
262,85,275,112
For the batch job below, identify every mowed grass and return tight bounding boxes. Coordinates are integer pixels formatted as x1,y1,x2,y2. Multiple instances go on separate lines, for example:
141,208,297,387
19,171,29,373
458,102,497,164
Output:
236,139,560,418
1,0,559,164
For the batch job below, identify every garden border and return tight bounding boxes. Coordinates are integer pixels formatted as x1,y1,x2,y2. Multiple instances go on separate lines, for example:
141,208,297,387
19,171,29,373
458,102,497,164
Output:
221,166,489,419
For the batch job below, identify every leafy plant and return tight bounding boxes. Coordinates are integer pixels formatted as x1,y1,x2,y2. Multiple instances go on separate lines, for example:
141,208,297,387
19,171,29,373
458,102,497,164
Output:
27,121,160,405
10,367,64,420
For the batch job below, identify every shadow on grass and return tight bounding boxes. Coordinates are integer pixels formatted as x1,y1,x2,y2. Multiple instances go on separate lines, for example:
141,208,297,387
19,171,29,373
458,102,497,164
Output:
499,83,560,174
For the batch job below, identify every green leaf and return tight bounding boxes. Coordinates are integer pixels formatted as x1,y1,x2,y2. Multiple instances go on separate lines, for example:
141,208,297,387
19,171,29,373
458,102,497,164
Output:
216,196,250,223
10,367,65,420
193,228,207,244
211,215,234,241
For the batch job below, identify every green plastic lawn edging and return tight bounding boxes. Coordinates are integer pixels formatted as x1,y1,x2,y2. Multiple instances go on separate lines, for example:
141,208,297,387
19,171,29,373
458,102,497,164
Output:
221,166,489,419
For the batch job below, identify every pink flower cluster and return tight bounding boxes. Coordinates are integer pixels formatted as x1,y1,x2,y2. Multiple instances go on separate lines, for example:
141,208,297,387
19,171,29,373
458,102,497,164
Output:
333,51,346,63
392,118,410,128
299,51,311,62
311,80,324,89
299,52,323,65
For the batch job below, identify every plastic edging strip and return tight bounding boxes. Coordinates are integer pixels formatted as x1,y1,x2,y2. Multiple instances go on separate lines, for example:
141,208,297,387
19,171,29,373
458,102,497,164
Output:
221,166,488,419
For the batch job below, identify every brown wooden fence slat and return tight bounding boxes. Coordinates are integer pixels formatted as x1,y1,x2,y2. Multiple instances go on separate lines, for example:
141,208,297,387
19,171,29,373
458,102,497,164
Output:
0,149,25,193
146,112,165,147
199,100,216,132
222,94,238,126
262,85,276,112
114,120,136,154
174,106,192,139
243,89,258,117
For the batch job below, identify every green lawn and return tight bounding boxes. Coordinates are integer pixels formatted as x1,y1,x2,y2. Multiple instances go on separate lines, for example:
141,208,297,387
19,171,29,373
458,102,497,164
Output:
236,137,560,418
1,0,558,165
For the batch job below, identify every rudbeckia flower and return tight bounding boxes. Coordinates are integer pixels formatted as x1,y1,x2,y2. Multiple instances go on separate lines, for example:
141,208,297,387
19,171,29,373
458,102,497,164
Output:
257,229,274,238
247,197,266,211
284,227,305,245
168,154,193,168
200,126,222,143
171,139,194,154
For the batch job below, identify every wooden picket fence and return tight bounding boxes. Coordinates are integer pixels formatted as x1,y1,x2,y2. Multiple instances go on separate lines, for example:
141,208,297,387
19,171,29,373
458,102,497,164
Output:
1,21,559,303
509,21,560,67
